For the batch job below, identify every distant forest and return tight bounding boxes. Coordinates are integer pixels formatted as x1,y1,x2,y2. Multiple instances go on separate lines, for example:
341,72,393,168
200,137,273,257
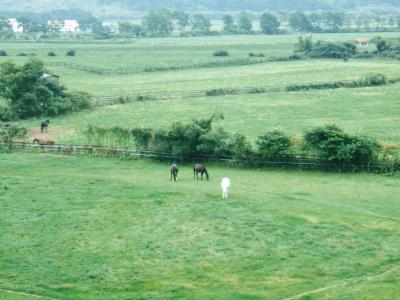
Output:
1,0,400,19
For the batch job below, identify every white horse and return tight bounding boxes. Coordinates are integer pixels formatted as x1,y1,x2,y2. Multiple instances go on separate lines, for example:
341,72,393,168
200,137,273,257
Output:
220,177,231,199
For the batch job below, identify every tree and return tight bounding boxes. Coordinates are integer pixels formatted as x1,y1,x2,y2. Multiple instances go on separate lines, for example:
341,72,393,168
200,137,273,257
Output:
238,12,253,33
223,14,237,34
323,12,345,31
172,11,189,35
289,12,314,32
260,12,280,35
0,58,92,119
142,9,173,37
118,22,145,37
79,17,110,39
0,17,15,39
191,14,212,35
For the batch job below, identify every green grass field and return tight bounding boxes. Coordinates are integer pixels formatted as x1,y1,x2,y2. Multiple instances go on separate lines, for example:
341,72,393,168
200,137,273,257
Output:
2,33,400,299
1,153,400,299
20,82,400,145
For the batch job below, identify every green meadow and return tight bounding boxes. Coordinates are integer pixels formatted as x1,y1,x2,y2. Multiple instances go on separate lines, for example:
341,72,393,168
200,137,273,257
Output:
1,153,400,299
2,33,400,299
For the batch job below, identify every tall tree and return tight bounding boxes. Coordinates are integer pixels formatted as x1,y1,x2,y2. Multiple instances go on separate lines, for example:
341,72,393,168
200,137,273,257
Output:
191,14,211,35
260,12,280,35
289,12,314,32
142,9,173,37
172,11,189,35
0,17,15,39
223,14,236,33
238,12,253,33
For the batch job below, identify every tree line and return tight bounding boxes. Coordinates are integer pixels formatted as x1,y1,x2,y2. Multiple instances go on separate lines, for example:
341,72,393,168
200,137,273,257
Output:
2,10,400,40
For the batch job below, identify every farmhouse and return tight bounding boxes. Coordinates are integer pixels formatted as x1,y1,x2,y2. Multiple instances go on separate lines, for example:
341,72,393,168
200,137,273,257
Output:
48,20,80,33
8,18,23,33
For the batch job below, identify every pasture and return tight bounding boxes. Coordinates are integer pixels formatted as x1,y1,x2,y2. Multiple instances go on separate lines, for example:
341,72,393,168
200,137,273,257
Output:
20,83,400,145
1,153,400,299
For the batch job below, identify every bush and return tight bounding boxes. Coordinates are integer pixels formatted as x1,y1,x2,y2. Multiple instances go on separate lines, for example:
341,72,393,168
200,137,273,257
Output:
131,127,153,149
256,130,292,160
17,53,28,56
0,50,7,56
47,51,56,57
66,49,76,56
361,73,387,86
249,52,265,57
304,125,381,164
214,50,229,57
0,123,27,149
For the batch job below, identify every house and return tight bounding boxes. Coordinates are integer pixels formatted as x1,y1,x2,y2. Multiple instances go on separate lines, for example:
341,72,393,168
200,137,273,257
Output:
356,38,369,46
61,20,80,33
48,20,80,33
8,18,23,33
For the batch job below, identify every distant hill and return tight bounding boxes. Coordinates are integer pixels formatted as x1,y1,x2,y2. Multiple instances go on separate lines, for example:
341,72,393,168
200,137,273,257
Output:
1,0,400,18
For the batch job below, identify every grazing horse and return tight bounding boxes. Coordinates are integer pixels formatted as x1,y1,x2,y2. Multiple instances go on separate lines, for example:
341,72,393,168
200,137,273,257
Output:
193,164,209,180
221,177,231,199
33,138,55,145
170,163,179,182
41,120,50,133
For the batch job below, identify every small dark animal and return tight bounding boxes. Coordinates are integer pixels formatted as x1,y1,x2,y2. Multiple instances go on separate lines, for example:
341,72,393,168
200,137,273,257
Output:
41,120,50,133
33,138,55,145
343,54,349,62
193,164,209,180
170,163,179,182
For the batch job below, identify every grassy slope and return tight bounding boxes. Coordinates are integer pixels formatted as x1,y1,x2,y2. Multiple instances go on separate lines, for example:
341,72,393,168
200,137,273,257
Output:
1,153,399,299
20,83,400,145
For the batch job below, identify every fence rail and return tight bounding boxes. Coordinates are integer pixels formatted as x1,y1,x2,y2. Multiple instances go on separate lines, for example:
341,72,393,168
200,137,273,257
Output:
92,77,400,106
3,142,399,173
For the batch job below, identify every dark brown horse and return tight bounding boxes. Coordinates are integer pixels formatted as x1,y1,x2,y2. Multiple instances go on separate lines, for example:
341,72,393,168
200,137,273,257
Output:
33,138,55,145
170,163,179,182
40,120,50,133
193,164,209,180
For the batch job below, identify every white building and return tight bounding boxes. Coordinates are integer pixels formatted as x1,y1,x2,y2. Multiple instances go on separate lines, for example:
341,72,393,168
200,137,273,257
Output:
48,20,80,33
8,18,23,33
61,20,80,33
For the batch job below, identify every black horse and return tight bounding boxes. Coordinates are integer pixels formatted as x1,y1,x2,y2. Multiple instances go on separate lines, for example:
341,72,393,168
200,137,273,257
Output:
41,120,50,133
193,164,209,180
170,163,179,182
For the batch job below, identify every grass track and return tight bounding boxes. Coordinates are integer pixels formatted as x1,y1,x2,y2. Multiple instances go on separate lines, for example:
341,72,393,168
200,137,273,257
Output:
1,153,400,299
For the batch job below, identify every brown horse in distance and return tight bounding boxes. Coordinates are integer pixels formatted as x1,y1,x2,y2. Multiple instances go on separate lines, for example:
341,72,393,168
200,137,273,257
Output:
33,138,55,145
193,164,209,180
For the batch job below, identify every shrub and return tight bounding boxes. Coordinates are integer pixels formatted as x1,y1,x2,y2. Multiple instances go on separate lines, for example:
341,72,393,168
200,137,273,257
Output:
214,50,229,57
256,130,292,160
304,125,381,164
47,51,56,57
361,73,387,86
131,127,153,149
0,123,27,149
66,49,76,56
249,52,265,57
0,50,7,56
17,53,28,56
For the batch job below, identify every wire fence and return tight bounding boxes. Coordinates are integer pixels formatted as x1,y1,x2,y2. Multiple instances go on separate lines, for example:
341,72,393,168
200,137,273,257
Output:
92,77,400,106
4,142,400,174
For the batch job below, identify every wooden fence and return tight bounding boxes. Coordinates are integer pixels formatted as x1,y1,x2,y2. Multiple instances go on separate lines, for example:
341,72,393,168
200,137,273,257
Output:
4,142,400,173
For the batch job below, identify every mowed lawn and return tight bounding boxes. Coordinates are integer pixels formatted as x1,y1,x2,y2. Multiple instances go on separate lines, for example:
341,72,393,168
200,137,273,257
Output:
0,153,399,299
21,83,400,145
